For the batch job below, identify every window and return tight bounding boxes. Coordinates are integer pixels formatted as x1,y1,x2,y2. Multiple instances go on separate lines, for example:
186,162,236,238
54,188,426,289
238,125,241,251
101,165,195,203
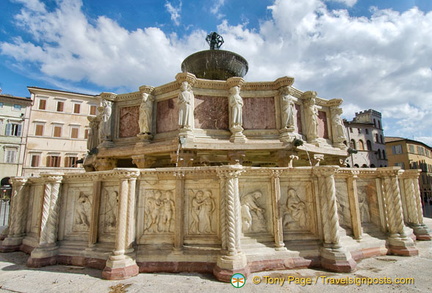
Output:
46,155,61,167
53,125,62,137
84,129,89,139
375,133,379,143
13,104,22,111
31,154,40,167
378,120,382,129
71,127,79,139
392,145,403,155
417,146,425,156
395,162,405,169
358,128,361,134
377,149,381,159
5,148,17,163
39,99,47,110
90,105,97,115
367,140,372,151
349,127,353,133
382,150,386,160
35,124,44,136
365,129,369,134
5,123,22,136
358,140,365,150
380,135,384,143
73,103,81,114
350,139,356,149
56,101,64,112
409,145,415,153
65,156,78,168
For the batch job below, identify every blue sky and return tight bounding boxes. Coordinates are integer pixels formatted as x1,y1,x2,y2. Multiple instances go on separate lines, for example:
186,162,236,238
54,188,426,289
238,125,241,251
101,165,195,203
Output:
1,0,432,145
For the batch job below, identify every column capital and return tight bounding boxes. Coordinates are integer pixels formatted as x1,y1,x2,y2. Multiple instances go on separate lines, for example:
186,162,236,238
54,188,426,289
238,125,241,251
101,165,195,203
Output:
40,173,64,183
377,167,402,178
216,165,245,179
9,177,28,186
313,166,339,177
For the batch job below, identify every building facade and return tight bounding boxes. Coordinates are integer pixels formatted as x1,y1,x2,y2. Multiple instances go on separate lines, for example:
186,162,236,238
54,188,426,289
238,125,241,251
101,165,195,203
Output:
344,109,387,168
23,87,98,176
385,137,432,203
0,94,32,196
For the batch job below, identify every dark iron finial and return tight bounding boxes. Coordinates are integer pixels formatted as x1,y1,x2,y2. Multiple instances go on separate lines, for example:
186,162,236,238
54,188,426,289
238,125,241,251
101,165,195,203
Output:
206,32,224,50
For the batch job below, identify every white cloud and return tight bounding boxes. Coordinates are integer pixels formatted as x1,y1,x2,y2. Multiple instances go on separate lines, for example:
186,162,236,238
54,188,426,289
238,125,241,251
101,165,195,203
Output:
210,0,226,18
2,0,432,143
165,1,182,26
326,0,357,7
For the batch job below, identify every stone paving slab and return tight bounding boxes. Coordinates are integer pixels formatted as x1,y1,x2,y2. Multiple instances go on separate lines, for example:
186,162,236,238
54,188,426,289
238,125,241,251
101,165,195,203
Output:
1,219,432,293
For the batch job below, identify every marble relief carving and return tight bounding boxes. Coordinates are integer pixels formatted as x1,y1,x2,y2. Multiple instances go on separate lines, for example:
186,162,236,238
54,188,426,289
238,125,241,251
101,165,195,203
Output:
283,189,308,230
102,188,118,232
189,190,216,234
336,189,351,228
240,191,266,233
74,192,92,230
143,190,175,234
358,187,371,223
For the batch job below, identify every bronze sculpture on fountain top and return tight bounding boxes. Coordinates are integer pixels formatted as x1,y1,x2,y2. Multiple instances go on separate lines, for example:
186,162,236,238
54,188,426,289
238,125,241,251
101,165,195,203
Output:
181,32,249,80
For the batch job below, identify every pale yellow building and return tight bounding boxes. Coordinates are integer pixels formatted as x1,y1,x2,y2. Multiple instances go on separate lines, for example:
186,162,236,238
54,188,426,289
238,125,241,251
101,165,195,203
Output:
385,136,432,202
23,87,99,176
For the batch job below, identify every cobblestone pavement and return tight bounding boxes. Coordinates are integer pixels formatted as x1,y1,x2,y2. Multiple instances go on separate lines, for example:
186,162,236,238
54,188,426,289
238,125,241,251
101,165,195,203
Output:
1,219,432,293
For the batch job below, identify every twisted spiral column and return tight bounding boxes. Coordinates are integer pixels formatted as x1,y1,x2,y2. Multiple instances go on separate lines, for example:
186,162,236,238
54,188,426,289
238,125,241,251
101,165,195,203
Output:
8,178,27,237
271,170,285,249
39,181,52,245
39,175,63,245
225,175,237,255
219,176,227,251
314,166,340,246
403,177,418,224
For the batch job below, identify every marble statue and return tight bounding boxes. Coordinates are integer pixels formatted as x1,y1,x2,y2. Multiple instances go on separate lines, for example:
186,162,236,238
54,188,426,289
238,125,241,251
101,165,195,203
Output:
178,81,194,129
139,92,153,134
229,86,243,129
99,99,113,141
280,87,296,131
304,94,319,142
87,116,100,151
331,107,346,143
75,192,91,227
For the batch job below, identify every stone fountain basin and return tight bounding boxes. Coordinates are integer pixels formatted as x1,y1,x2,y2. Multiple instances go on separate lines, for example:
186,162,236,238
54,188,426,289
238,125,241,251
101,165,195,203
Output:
181,50,248,80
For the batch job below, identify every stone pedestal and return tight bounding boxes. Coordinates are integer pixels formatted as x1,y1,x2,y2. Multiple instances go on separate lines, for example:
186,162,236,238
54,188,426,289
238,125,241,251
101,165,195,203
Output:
320,246,357,273
102,255,139,280
230,126,247,143
213,253,249,282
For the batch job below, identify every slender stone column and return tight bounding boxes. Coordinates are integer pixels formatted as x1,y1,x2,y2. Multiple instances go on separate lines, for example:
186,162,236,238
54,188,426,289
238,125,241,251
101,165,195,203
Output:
27,173,63,267
378,168,418,255
271,170,285,250
214,165,248,282
400,170,431,240
102,169,140,280
313,166,356,272
173,170,185,253
88,177,102,248
0,177,28,251
346,170,362,240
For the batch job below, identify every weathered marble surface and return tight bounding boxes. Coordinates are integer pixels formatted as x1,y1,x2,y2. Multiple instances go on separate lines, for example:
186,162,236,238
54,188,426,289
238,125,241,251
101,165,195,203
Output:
243,97,276,130
194,96,229,130
119,106,140,138
156,99,178,133
2,166,429,281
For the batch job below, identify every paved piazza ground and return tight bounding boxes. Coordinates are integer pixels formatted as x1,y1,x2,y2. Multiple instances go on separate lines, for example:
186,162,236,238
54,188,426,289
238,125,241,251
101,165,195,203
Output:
1,218,432,293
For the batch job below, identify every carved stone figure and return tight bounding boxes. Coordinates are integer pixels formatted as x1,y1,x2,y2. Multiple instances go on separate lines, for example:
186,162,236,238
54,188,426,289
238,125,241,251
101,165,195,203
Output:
280,87,296,131
229,86,243,129
178,81,194,129
190,190,216,234
105,190,118,229
241,191,266,233
139,92,153,134
75,192,91,227
99,99,113,141
331,107,346,143
159,191,175,233
283,189,307,229
304,94,319,142
359,193,370,223
144,190,175,233
87,116,100,151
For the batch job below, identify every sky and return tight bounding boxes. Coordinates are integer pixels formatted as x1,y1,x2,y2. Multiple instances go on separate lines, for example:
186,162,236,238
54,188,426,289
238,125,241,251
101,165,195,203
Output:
1,0,432,146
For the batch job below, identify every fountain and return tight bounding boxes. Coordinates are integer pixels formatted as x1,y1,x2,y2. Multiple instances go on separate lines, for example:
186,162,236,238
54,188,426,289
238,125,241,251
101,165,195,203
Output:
1,33,430,282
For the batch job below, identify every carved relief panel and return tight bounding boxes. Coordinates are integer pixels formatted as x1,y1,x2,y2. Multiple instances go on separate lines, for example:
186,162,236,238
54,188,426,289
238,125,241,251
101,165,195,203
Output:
357,179,378,227
98,185,119,243
280,180,316,237
239,179,272,235
335,180,351,229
